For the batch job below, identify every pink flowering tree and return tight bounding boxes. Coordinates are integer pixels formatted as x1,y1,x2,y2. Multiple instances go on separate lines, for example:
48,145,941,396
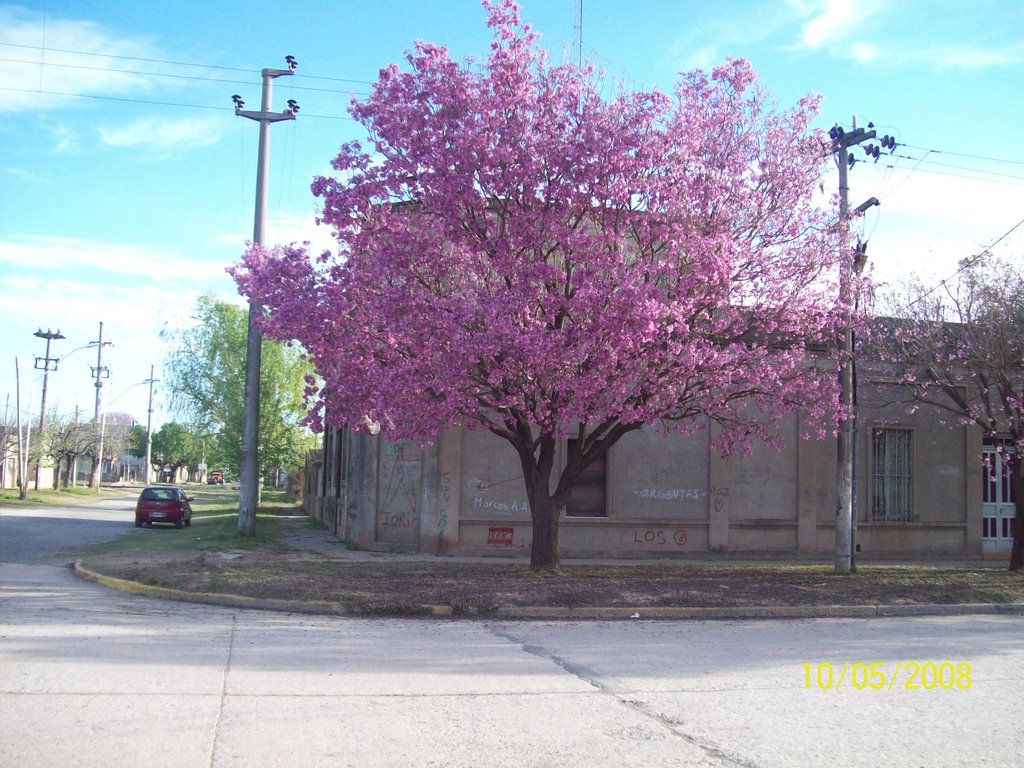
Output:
232,0,854,570
878,259,1024,570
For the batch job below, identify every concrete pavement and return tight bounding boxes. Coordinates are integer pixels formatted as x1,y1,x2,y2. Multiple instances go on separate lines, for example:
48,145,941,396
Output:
3,560,1023,768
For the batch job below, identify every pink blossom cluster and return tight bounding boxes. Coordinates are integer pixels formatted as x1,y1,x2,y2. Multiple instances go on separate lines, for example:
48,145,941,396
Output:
231,0,859,457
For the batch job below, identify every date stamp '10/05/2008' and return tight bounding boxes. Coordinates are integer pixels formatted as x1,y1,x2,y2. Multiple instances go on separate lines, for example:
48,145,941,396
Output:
802,661,972,692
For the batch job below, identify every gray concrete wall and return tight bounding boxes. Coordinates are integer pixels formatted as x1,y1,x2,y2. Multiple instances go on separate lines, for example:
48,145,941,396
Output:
308,380,982,560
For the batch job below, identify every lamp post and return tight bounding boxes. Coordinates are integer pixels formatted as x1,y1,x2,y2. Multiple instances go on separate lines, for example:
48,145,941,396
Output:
89,322,113,490
144,365,158,485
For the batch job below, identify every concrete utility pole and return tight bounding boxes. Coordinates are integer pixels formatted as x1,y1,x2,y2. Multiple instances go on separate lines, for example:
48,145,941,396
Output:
89,322,112,490
32,328,64,490
233,55,299,537
15,358,27,499
829,119,887,574
144,365,158,486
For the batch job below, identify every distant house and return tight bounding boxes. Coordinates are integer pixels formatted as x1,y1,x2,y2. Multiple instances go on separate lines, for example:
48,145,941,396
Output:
1,428,19,490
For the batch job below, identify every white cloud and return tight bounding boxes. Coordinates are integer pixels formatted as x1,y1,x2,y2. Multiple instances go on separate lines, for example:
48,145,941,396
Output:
0,7,162,113
0,235,242,426
847,168,1024,287
2,166,49,185
785,0,885,61
850,42,877,64
800,1,860,49
0,235,231,283
214,209,339,262
786,1,1024,70
931,43,1024,70
674,44,719,73
99,117,225,151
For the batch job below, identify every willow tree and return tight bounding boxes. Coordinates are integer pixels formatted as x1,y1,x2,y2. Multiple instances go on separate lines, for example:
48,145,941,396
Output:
164,295,316,531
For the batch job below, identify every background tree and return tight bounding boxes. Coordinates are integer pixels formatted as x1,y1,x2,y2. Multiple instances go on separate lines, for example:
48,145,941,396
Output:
163,295,317,483
877,258,1024,570
44,411,93,488
149,422,197,483
232,0,853,569
126,424,147,460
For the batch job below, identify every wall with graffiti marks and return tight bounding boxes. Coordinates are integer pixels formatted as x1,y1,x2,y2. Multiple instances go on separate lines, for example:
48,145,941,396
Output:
375,440,424,547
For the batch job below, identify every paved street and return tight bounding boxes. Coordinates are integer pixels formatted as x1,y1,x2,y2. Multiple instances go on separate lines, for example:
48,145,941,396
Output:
2,502,1023,767
0,494,136,564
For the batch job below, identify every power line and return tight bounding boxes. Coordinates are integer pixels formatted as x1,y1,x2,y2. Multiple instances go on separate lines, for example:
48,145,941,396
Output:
899,143,1024,167
0,86,356,120
887,152,1024,183
0,41,376,86
875,161,1024,188
1,41,258,73
0,55,372,96
896,215,1024,312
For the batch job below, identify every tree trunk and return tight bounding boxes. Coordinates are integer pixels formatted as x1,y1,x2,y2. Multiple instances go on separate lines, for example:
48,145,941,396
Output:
510,431,562,572
1010,466,1023,572
529,494,561,571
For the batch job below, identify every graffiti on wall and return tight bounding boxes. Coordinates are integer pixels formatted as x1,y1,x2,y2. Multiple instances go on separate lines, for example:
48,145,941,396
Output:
637,487,705,501
473,496,530,513
437,471,451,550
377,441,422,544
632,529,689,546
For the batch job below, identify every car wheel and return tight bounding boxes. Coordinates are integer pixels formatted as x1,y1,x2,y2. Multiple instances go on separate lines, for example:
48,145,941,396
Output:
135,519,143,528
185,515,191,527
175,517,184,529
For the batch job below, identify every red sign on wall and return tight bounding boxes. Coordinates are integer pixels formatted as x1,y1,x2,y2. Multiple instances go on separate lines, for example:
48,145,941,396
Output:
487,526,515,546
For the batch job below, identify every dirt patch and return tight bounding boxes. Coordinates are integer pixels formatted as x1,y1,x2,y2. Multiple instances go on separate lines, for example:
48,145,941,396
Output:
80,551,1024,617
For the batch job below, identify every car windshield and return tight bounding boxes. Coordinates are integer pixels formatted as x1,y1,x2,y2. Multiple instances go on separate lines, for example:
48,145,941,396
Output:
141,488,177,501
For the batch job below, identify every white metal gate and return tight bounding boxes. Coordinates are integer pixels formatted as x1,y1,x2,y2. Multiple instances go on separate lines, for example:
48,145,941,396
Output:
982,442,1016,555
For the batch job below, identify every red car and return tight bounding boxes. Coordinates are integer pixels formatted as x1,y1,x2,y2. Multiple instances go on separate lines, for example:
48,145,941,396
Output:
135,486,193,529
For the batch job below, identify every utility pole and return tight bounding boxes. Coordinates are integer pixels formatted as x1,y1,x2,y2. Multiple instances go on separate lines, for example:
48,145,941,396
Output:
829,119,890,574
15,358,27,499
233,55,299,537
89,322,112,490
144,365,158,485
32,328,64,490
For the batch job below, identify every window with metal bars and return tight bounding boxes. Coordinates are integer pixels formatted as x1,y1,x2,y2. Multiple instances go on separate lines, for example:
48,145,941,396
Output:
871,428,914,522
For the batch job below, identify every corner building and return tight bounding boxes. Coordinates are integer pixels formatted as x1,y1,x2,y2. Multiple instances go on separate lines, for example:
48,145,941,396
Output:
305,366,1011,562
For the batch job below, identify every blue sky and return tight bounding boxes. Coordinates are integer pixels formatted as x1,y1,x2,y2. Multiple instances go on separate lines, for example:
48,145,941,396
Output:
2,0,1023,429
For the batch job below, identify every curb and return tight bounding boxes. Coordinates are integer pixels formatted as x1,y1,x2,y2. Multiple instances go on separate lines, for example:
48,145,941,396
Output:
74,562,354,616
74,562,1024,621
